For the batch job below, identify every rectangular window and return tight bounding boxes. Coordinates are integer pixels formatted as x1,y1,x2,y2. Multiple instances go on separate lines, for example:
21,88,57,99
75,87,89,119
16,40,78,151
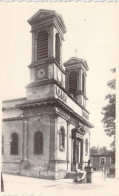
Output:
100,157,106,165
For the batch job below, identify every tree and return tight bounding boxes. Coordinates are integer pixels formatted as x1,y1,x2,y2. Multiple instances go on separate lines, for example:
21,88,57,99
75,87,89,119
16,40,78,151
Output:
90,146,99,155
101,68,116,149
90,146,107,155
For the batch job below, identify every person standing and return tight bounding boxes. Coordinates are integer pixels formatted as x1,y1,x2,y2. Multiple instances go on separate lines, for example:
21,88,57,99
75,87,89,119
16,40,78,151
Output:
1,173,4,192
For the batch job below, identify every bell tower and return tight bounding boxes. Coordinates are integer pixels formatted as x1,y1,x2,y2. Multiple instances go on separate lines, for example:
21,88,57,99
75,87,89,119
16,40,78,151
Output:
26,9,66,100
64,57,88,108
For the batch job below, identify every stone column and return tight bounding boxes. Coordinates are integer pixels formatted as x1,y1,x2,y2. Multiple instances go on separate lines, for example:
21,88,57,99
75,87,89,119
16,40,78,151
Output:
78,68,82,91
81,139,84,169
22,119,28,161
65,70,69,92
49,26,55,58
67,121,71,171
84,72,86,95
48,115,57,177
60,39,63,66
49,116,56,161
32,32,37,62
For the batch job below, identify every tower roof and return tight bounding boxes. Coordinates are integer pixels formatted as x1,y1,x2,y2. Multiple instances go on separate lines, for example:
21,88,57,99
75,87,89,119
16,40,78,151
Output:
64,57,89,71
28,9,67,34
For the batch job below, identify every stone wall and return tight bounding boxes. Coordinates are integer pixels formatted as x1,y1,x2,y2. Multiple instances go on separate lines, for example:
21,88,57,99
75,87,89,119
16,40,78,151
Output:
2,120,23,174
27,115,50,168
92,156,111,173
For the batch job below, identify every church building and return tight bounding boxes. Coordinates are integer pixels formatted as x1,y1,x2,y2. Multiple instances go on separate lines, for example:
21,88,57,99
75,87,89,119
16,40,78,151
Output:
2,9,93,179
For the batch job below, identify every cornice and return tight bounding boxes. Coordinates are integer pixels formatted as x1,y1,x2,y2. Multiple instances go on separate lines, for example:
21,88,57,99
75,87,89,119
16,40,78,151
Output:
26,79,90,114
2,97,26,103
3,98,94,128
2,117,25,122
64,57,89,71
28,10,66,36
78,90,88,100
28,58,65,74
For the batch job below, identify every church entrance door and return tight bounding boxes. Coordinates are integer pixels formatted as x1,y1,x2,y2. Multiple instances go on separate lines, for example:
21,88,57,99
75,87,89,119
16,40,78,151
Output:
71,129,83,171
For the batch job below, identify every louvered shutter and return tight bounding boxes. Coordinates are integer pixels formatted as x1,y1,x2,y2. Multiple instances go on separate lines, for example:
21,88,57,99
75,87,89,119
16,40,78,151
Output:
37,30,48,60
55,33,60,65
69,71,77,94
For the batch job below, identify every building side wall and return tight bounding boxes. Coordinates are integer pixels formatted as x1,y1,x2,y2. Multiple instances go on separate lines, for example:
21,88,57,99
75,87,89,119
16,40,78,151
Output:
27,115,50,167
2,120,23,174
55,117,68,174
2,115,51,177
26,84,55,101
56,117,67,161
92,156,111,173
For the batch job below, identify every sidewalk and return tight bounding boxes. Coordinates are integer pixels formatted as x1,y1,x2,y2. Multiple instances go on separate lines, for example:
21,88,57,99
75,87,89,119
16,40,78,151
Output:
2,171,119,195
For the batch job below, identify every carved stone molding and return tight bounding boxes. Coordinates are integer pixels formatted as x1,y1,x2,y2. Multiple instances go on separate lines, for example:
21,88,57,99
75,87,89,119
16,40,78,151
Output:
55,86,67,103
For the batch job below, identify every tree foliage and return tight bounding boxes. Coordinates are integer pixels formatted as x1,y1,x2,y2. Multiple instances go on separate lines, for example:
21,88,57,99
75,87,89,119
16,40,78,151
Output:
101,68,116,149
90,146,107,155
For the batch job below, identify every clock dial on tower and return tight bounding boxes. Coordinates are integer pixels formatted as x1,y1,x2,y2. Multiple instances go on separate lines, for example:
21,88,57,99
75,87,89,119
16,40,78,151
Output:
37,68,46,79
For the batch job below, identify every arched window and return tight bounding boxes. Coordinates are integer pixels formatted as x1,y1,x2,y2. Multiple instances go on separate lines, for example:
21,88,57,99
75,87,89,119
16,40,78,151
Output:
37,30,48,60
10,133,19,155
2,135,4,155
69,71,77,94
55,33,61,65
59,127,65,151
85,138,88,155
34,131,43,154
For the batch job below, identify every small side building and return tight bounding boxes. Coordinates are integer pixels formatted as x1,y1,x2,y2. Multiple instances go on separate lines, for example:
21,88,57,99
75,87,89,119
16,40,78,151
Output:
91,150,115,176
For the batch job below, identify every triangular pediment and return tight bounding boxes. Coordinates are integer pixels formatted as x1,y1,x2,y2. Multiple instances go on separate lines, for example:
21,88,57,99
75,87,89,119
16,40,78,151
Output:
64,57,83,64
64,57,89,70
28,9,66,33
28,9,54,24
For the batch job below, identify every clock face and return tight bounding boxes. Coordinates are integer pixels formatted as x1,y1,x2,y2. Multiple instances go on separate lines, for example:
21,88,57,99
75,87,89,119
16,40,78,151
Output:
37,68,46,79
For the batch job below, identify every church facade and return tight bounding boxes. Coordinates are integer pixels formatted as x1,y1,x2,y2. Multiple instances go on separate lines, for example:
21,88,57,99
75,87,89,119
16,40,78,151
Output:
2,9,93,179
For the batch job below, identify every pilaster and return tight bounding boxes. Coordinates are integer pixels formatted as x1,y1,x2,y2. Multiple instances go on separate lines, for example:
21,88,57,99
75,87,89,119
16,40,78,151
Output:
67,121,71,171
49,115,57,161
32,32,37,62
48,26,55,58
22,119,29,161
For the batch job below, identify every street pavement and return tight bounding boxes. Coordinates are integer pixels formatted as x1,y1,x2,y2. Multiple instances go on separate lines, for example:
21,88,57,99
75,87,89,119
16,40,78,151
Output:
1,171,119,196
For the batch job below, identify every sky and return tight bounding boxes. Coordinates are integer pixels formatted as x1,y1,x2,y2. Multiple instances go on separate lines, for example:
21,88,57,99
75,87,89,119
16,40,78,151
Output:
0,2,118,149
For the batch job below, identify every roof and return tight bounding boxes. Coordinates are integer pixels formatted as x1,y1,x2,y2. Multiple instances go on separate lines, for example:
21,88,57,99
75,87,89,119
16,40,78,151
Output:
64,57,89,71
28,9,67,34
